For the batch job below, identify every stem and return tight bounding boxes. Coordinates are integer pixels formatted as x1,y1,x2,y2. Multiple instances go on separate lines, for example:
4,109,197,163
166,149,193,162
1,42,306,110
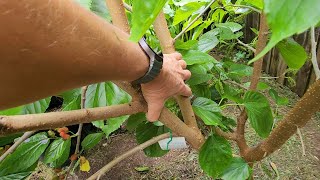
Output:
0,102,146,136
214,127,236,140
173,0,217,41
154,12,203,135
0,131,35,162
310,26,320,80
66,86,88,178
296,127,306,156
236,14,269,156
87,133,170,180
237,38,256,52
243,80,320,162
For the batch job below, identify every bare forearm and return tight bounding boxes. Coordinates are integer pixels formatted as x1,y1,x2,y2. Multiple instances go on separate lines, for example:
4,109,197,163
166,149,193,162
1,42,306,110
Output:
0,0,148,109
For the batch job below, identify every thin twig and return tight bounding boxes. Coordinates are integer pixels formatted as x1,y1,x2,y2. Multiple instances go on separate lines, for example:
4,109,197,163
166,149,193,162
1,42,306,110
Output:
237,38,256,52
0,131,35,162
225,80,249,90
66,86,88,178
123,2,132,12
173,0,217,41
214,127,236,140
310,26,320,80
87,133,170,180
297,127,306,156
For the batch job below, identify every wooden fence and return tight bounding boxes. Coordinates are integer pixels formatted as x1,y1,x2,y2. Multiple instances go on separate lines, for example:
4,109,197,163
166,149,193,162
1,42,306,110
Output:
244,13,320,97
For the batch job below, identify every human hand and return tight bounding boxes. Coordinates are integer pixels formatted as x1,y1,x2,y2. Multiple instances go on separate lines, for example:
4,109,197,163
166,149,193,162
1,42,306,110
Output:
141,52,192,122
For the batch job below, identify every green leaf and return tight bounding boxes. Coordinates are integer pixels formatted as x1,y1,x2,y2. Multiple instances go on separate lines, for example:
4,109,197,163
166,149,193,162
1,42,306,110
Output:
198,30,219,52
23,98,51,114
43,138,71,168
91,0,111,21
276,38,307,69
0,172,32,180
175,40,198,50
182,50,218,65
240,0,263,10
220,157,252,180
269,89,289,106
75,0,92,9
199,134,233,178
0,132,50,176
244,91,273,138
227,63,253,79
249,0,320,64
173,2,206,25
220,84,243,103
0,106,23,116
136,122,169,157
61,88,81,107
86,82,131,137
191,85,212,99
243,82,270,90
186,64,213,85
134,166,150,172
216,22,242,32
129,0,167,42
192,97,223,126
0,134,22,147
81,133,104,151
126,113,147,131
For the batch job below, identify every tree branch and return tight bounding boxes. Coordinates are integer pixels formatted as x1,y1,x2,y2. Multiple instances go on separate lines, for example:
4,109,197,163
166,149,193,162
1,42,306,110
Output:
0,102,146,136
243,80,320,162
173,0,217,41
236,14,268,156
214,127,236,141
237,38,256,52
87,133,170,180
310,26,320,80
0,131,35,162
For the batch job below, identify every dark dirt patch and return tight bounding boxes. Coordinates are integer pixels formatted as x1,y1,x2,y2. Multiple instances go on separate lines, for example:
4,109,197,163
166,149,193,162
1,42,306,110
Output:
77,133,209,180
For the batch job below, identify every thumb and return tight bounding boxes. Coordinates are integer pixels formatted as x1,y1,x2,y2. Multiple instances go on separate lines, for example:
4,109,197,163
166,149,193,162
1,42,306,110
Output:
146,101,164,122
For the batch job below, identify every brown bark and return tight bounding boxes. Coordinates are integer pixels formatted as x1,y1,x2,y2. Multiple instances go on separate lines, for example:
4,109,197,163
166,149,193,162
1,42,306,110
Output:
153,12,201,132
243,80,320,162
249,14,268,90
106,0,130,34
0,102,145,136
236,14,269,155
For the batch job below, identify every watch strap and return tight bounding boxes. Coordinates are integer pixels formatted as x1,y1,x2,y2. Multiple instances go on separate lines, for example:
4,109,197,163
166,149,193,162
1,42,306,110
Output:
132,38,163,84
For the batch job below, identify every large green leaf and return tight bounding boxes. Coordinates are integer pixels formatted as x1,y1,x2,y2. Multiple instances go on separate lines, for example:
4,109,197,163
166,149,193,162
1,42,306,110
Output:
239,0,264,10
0,132,50,176
244,91,273,138
173,2,206,25
43,138,71,168
198,30,219,52
192,97,223,126
249,0,320,63
86,82,131,137
276,38,307,69
199,134,233,178
126,113,147,131
220,157,252,180
0,134,22,147
136,122,169,157
129,0,167,42
269,89,289,106
186,64,213,85
81,133,104,150
23,98,51,114
0,106,23,116
174,39,198,50
182,50,218,65
0,172,32,180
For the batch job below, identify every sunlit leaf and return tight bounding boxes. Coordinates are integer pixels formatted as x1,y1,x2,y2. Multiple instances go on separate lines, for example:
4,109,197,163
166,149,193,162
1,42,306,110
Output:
192,97,224,126
220,157,252,180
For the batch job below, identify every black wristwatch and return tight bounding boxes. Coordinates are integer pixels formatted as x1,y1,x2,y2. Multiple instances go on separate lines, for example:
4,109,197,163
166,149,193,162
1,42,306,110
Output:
132,38,163,84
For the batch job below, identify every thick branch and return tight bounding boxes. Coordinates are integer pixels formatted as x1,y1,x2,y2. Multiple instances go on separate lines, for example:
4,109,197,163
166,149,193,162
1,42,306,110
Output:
153,12,201,133
214,127,236,141
0,131,35,162
87,133,170,180
0,102,145,136
310,26,320,80
243,80,320,162
106,0,130,34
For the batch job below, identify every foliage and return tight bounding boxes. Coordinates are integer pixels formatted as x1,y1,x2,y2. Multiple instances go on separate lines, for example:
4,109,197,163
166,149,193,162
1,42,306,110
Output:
0,0,317,179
